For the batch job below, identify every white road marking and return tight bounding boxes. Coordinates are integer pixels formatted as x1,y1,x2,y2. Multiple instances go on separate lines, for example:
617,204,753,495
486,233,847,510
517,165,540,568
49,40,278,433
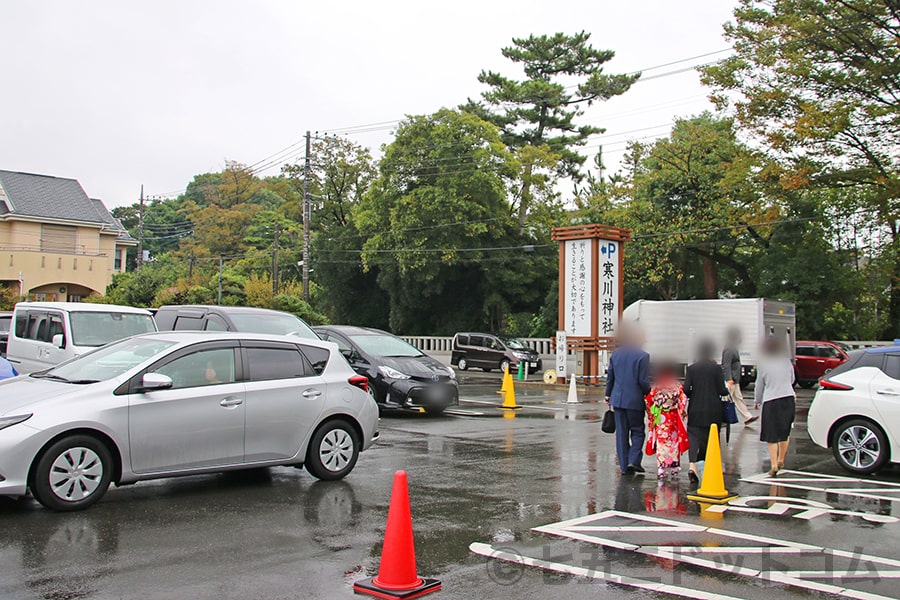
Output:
529,509,900,600
703,496,899,523
460,398,564,411
469,542,747,600
742,469,900,503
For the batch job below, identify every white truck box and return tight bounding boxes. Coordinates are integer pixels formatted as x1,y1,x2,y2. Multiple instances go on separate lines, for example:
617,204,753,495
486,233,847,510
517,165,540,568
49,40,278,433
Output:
622,298,796,382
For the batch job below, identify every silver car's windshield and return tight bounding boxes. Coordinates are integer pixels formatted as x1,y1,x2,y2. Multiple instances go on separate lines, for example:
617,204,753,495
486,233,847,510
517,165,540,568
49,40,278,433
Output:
351,334,423,358
36,337,176,383
228,313,318,339
69,312,157,347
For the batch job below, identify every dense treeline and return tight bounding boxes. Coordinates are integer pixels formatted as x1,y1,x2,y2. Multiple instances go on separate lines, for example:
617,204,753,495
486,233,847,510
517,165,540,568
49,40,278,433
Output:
104,3,900,339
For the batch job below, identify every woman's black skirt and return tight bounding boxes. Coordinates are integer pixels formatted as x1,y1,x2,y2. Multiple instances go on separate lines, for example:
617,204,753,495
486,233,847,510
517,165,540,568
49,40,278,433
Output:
760,396,796,443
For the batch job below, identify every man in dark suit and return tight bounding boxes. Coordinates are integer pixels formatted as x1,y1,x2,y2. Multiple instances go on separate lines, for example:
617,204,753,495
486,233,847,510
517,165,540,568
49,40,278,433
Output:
605,328,651,475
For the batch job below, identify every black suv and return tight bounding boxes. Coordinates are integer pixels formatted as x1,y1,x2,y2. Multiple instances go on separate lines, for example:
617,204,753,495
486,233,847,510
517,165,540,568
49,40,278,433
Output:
154,305,318,339
451,332,542,374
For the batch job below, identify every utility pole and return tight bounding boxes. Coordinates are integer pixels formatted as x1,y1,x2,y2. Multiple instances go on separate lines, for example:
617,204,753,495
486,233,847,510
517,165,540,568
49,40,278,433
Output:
272,224,280,296
217,255,223,305
136,185,145,271
302,130,311,302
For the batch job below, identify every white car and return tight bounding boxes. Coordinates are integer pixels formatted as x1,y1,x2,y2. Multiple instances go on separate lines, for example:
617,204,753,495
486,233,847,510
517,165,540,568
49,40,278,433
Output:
808,346,900,474
0,331,379,511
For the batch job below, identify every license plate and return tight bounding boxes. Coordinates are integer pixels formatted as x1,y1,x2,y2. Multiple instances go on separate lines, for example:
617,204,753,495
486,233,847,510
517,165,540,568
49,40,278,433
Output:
530,362,537,367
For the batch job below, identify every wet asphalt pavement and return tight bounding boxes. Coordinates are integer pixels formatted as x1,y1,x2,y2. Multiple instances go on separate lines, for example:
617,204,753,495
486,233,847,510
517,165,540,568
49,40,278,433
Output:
2,376,899,599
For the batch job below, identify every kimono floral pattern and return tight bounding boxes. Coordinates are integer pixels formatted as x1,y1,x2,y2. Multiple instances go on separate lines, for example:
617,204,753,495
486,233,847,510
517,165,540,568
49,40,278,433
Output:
645,379,689,477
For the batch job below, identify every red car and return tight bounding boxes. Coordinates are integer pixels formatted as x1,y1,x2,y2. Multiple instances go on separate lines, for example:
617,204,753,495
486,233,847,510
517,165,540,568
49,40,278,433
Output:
794,340,849,388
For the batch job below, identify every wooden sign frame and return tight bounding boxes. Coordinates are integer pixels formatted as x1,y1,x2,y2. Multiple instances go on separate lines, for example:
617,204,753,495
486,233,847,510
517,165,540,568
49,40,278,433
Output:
551,224,631,383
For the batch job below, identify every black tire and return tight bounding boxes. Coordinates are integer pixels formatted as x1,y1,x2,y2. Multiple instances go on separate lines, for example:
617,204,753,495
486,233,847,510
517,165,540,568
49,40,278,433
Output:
798,380,816,389
457,358,469,371
305,420,360,481
831,418,890,475
31,435,113,512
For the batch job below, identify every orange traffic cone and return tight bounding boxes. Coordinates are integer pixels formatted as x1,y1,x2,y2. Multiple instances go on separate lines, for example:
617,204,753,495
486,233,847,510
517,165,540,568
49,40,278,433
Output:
354,471,441,599
687,424,737,505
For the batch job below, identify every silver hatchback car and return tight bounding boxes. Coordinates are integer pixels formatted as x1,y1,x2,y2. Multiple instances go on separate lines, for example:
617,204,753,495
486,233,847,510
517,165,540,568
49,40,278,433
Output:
0,331,379,511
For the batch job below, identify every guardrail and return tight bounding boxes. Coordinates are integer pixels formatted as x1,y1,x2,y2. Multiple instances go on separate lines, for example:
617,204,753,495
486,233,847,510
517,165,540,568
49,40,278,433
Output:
402,336,897,356
401,335,554,356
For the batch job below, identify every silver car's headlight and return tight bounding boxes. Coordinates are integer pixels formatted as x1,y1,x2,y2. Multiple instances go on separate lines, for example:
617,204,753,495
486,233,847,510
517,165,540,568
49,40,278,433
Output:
446,368,456,380
379,366,411,380
0,414,32,431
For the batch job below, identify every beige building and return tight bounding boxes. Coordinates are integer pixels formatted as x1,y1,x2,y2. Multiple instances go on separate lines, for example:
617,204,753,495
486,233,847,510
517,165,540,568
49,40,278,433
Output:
0,170,135,301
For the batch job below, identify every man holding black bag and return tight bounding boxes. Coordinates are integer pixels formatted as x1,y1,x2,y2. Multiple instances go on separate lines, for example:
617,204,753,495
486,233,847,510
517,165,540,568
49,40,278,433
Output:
604,327,651,475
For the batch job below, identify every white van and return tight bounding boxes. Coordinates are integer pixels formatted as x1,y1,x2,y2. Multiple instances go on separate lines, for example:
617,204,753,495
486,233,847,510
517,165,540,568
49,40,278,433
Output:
6,302,157,373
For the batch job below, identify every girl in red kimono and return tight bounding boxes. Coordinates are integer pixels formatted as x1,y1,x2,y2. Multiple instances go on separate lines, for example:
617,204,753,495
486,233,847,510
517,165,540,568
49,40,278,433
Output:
645,363,689,478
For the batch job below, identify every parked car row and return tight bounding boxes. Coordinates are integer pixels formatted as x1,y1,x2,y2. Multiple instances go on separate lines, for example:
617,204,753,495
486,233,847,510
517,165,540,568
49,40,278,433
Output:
0,302,492,510
0,331,379,511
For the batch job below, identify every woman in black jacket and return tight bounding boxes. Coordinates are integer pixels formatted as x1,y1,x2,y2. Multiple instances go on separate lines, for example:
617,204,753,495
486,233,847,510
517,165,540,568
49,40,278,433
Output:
684,340,729,484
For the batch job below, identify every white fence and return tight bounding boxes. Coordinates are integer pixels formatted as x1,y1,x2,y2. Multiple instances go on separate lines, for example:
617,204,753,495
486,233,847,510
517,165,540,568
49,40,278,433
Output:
401,336,555,356
401,336,894,358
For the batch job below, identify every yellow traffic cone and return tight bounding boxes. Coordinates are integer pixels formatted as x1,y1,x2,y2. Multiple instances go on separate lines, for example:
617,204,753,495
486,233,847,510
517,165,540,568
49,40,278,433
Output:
498,366,512,396
498,379,522,411
687,424,737,505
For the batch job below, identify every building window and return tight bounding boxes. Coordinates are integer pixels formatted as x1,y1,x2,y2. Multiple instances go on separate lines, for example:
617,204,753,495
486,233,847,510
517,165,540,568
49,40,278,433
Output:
114,253,122,272
41,224,77,253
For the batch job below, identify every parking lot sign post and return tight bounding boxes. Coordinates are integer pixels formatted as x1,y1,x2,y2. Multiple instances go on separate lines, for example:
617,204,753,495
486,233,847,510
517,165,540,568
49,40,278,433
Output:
551,224,630,384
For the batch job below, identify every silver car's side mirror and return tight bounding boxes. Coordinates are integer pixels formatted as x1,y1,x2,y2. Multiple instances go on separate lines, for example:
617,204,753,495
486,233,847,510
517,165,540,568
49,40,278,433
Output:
140,372,173,392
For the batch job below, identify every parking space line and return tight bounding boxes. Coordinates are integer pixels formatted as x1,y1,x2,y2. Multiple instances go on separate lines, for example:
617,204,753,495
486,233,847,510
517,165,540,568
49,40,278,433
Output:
460,398,564,412
469,542,747,600
527,510,900,599
742,469,900,503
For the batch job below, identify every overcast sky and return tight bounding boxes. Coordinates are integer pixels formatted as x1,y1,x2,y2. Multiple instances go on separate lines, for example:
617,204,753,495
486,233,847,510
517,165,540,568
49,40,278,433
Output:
0,1,736,208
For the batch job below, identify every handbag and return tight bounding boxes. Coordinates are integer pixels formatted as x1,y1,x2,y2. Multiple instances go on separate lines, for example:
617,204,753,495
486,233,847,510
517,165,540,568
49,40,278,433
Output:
722,398,739,424
601,408,616,433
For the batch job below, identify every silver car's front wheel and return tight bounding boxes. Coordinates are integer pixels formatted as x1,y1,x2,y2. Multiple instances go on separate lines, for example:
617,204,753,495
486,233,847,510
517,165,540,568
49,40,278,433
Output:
832,419,889,475
49,447,104,502
305,420,360,481
31,435,113,511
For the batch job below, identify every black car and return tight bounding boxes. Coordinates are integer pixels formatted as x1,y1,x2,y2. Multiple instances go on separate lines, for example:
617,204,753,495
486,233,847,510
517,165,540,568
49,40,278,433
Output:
0,311,11,356
314,326,458,415
451,332,542,374
154,305,318,340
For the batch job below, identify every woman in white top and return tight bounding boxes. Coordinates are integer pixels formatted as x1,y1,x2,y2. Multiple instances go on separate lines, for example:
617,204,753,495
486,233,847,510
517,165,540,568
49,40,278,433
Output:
754,336,796,476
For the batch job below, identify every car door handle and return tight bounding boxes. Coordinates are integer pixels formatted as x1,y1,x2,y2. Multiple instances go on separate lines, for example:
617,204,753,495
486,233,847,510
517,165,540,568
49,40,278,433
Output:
302,389,322,399
219,397,244,407
816,359,825,363
876,390,900,397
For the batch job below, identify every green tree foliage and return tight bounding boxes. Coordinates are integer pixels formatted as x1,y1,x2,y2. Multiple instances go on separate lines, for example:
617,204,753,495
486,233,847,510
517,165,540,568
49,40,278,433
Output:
465,31,639,227
283,136,388,327
580,116,868,339
357,109,521,333
702,0,900,335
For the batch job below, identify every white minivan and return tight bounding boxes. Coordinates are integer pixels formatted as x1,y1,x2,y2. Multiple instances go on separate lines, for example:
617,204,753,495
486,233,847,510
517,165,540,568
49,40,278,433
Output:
6,302,157,373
